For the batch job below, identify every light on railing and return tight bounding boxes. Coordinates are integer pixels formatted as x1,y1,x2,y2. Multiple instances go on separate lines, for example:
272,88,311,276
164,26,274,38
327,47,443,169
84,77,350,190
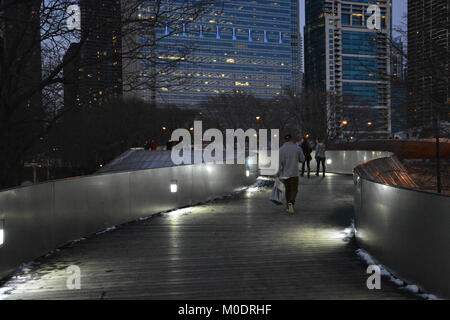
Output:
327,159,332,165
0,220,4,246
246,170,250,177
170,181,178,193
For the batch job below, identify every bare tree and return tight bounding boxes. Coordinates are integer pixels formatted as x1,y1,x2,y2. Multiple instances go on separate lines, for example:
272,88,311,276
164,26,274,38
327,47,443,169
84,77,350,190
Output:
0,0,218,188
121,0,219,104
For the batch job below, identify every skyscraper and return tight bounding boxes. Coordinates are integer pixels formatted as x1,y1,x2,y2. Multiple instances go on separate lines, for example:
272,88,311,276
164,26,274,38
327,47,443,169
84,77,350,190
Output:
64,0,123,109
304,0,392,139
124,0,301,106
391,38,407,133
407,0,449,129
0,0,42,110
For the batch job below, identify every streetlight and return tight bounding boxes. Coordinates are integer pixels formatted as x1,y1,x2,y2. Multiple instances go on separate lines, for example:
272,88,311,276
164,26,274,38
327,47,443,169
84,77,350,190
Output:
342,120,349,126
162,126,167,131
367,122,373,126
256,116,261,121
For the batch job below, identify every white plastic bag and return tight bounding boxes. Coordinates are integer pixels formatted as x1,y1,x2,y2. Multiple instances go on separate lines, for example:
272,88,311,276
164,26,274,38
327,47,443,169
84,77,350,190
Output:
270,178,285,205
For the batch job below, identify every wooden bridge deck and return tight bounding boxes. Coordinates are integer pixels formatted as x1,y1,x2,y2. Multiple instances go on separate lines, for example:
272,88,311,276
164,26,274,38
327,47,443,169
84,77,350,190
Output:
0,174,417,300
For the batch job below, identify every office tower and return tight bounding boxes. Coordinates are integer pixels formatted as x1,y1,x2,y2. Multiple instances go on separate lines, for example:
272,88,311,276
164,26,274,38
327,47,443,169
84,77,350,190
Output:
298,34,305,92
0,0,42,110
391,38,407,133
64,0,123,109
407,0,449,129
124,0,301,106
305,0,392,139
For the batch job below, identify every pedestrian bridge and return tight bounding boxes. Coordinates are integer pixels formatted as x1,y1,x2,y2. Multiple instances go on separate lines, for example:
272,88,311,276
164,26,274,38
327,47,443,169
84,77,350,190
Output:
0,150,448,299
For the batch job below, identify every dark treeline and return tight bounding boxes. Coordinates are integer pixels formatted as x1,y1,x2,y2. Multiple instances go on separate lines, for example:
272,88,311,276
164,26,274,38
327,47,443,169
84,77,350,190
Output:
0,88,332,189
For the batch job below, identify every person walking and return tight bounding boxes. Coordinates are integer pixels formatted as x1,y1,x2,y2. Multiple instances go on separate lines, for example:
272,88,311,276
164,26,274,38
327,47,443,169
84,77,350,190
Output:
277,134,305,214
300,136,313,178
315,138,327,177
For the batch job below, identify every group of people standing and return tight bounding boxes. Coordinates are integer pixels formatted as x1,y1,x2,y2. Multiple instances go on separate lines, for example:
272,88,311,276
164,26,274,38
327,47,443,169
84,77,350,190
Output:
276,134,327,214
144,140,158,151
299,136,327,178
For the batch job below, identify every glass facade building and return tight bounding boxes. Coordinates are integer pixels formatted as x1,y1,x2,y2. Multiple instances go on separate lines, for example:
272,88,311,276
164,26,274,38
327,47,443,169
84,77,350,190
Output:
305,0,392,139
125,0,301,107
64,0,123,109
407,0,449,129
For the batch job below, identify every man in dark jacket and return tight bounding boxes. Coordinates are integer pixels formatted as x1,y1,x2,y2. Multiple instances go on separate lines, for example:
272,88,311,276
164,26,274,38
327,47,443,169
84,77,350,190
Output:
300,137,313,178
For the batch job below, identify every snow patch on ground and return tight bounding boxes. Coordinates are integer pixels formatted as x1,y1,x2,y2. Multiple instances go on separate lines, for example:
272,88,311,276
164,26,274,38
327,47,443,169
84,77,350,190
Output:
70,238,87,245
0,286,14,300
96,226,117,235
342,222,441,300
355,248,440,300
245,177,273,193
341,219,356,241
161,207,193,219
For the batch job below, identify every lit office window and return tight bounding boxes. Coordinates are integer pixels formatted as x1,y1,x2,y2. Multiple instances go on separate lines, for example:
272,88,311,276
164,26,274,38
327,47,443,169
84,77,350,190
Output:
216,25,221,39
248,28,253,41
264,30,268,43
164,24,169,35
182,24,187,36
232,27,237,40
279,31,283,44
199,25,204,38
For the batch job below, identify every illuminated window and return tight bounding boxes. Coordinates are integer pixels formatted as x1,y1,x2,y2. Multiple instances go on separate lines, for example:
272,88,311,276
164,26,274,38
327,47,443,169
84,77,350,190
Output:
279,32,283,44
232,27,237,40
216,25,221,39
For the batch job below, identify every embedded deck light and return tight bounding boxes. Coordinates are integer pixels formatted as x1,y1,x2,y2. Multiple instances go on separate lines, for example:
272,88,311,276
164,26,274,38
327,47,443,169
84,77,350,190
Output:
170,181,178,193
246,170,250,177
327,159,333,165
0,220,4,246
